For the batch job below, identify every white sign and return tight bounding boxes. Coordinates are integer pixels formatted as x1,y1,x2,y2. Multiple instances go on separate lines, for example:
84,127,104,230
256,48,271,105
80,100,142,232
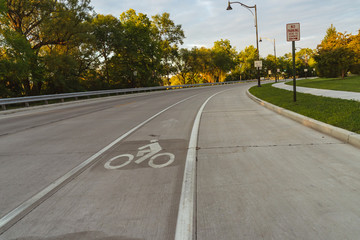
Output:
287,23,300,42
254,60,262,68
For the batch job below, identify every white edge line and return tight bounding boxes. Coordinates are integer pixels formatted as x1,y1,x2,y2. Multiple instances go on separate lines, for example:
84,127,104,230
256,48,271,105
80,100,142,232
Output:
175,89,229,240
0,94,197,234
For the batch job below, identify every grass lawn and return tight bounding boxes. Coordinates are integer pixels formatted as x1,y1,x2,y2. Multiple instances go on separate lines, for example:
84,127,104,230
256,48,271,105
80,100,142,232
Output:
249,83,360,134
285,75,360,92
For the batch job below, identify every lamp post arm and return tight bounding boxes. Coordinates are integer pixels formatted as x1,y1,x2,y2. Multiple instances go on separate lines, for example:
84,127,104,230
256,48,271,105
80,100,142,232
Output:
229,1,256,10
229,1,256,27
227,1,260,87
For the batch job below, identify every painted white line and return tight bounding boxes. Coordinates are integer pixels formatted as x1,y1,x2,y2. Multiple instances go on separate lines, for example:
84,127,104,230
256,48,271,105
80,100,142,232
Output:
175,89,229,240
0,94,197,235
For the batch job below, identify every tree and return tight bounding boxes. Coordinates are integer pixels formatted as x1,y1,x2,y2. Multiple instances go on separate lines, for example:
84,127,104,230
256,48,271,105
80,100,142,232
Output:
295,48,315,78
0,0,93,95
172,48,198,85
114,9,163,88
237,45,258,80
314,25,356,78
349,30,360,74
211,39,236,82
92,14,122,86
151,12,184,84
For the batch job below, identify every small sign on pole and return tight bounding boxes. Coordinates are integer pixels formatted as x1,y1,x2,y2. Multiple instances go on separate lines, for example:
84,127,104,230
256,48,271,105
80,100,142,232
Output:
254,60,262,69
286,23,300,42
287,23,300,102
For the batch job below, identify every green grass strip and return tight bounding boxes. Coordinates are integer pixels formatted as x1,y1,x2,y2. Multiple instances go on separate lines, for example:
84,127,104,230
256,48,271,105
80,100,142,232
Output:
285,75,360,92
249,83,360,134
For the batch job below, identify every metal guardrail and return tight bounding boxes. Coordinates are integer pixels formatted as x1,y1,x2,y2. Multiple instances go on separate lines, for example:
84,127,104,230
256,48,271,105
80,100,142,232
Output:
0,81,242,110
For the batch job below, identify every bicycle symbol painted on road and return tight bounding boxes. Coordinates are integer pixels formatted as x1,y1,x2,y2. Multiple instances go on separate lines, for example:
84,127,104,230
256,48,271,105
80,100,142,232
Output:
104,140,175,170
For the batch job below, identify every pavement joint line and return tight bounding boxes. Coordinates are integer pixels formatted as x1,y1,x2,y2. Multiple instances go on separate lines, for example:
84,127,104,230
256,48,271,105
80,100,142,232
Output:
175,89,230,240
203,109,257,113
197,142,345,150
246,88,360,150
0,94,198,235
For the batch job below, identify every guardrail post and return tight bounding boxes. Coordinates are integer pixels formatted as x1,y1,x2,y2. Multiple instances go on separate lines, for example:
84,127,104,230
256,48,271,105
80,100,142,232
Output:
25,102,30,107
61,99,64,103
1,105,5,110
45,100,48,105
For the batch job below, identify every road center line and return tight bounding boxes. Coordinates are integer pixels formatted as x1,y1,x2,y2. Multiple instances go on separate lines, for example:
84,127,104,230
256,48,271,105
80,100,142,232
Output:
175,89,230,240
0,94,198,235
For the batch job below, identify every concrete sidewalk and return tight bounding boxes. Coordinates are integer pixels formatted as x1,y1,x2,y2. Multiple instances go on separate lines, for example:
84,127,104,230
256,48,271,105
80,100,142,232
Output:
196,84,360,240
273,82,360,101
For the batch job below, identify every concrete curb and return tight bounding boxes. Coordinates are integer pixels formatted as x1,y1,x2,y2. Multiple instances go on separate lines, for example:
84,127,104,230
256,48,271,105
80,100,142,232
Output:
246,89,360,149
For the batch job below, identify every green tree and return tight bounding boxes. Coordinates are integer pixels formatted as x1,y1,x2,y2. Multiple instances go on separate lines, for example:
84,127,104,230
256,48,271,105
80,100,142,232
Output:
295,48,315,78
196,47,213,83
349,30,360,74
211,39,236,82
114,9,162,88
0,0,93,96
172,48,198,85
151,12,185,84
314,25,356,78
92,14,122,87
237,45,258,80
277,54,292,79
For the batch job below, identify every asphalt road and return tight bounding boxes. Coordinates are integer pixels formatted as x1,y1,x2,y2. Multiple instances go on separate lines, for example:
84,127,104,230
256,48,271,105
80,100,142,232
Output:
1,83,360,240
0,85,234,239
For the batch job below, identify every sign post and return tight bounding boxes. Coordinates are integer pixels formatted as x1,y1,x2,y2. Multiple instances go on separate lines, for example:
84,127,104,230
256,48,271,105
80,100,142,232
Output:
287,23,300,102
254,61,262,83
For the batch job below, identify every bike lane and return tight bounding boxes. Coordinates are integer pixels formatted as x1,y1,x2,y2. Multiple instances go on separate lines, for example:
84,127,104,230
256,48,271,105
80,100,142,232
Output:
0,89,206,233
0,85,237,240
196,85,360,239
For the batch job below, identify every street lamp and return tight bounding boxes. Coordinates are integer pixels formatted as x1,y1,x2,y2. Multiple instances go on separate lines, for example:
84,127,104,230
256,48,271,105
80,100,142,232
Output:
260,37,278,82
226,1,261,87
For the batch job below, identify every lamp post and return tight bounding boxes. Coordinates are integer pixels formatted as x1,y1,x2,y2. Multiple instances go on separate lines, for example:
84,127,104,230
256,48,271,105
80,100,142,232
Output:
227,1,260,87
260,37,278,82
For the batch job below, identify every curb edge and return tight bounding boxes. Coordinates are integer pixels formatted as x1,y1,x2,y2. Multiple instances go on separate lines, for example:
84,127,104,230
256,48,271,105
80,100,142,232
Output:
246,88,360,149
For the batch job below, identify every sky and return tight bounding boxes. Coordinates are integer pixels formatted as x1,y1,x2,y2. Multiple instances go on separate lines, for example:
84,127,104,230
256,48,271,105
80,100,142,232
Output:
90,0,360,57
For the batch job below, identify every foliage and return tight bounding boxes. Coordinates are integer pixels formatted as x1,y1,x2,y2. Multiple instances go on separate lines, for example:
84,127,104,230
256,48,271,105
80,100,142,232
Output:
249,83,360,134
235,45,258,80
314,25,359,78
0,0,93,96
171,40,236,85
1,3,358,98
0,3,185,97
211,39,236,82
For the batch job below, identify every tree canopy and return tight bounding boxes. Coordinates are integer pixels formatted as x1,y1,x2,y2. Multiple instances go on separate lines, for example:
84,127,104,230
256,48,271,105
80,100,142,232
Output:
1,3,359,98
314,25,360,78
